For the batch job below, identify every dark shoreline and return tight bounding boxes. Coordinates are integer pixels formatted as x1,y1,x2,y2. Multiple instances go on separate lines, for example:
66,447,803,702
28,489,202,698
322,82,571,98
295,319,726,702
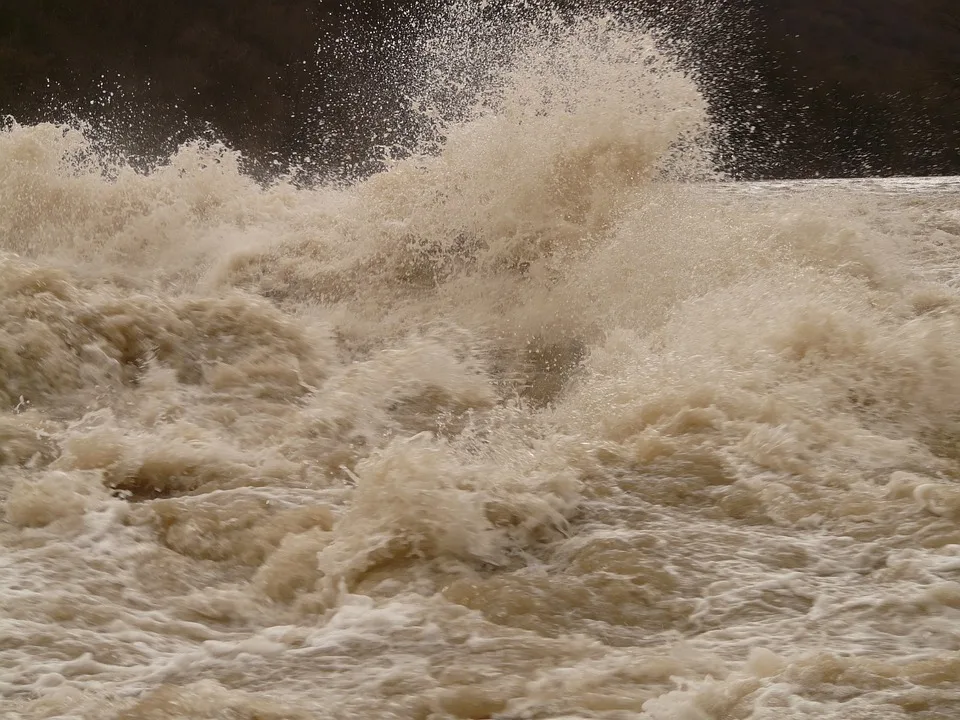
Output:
2,0,957,181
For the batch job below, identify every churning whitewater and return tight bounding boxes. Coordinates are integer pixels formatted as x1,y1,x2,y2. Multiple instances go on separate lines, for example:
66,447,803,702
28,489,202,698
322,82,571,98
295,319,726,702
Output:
2,6,960,719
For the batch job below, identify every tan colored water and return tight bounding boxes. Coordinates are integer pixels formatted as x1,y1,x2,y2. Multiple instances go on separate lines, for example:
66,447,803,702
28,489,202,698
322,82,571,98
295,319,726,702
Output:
2,7,960,719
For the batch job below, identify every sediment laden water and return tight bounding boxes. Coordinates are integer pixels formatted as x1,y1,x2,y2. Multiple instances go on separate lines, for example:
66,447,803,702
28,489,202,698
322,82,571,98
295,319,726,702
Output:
2,6,960,719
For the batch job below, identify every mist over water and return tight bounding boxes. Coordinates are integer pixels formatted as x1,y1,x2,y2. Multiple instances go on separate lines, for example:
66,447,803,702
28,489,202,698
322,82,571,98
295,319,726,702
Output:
3,4,960,718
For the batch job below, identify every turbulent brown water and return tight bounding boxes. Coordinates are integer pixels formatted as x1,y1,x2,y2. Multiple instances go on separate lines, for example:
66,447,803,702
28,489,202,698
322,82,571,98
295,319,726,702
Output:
2,7,960,719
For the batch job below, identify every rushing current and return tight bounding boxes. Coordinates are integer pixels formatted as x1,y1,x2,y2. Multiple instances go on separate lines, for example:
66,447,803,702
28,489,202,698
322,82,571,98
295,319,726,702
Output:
2,7,960,719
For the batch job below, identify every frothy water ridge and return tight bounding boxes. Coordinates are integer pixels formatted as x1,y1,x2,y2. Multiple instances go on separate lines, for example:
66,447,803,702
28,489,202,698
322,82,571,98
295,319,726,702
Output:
3,7,960,719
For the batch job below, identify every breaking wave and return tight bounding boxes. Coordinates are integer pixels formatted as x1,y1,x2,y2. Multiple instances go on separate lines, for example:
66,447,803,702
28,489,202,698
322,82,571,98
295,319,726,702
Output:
2,3,960,718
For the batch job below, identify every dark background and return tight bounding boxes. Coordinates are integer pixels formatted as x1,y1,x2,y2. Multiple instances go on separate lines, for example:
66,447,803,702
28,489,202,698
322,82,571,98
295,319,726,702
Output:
1,0,958,180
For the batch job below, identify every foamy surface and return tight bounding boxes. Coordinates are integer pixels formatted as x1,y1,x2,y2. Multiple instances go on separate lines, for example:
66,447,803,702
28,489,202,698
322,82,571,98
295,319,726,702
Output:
2,5,960,719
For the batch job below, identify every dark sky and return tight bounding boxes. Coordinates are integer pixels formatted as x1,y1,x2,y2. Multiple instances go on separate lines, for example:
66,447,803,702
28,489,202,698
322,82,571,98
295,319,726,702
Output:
1,0,958,179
